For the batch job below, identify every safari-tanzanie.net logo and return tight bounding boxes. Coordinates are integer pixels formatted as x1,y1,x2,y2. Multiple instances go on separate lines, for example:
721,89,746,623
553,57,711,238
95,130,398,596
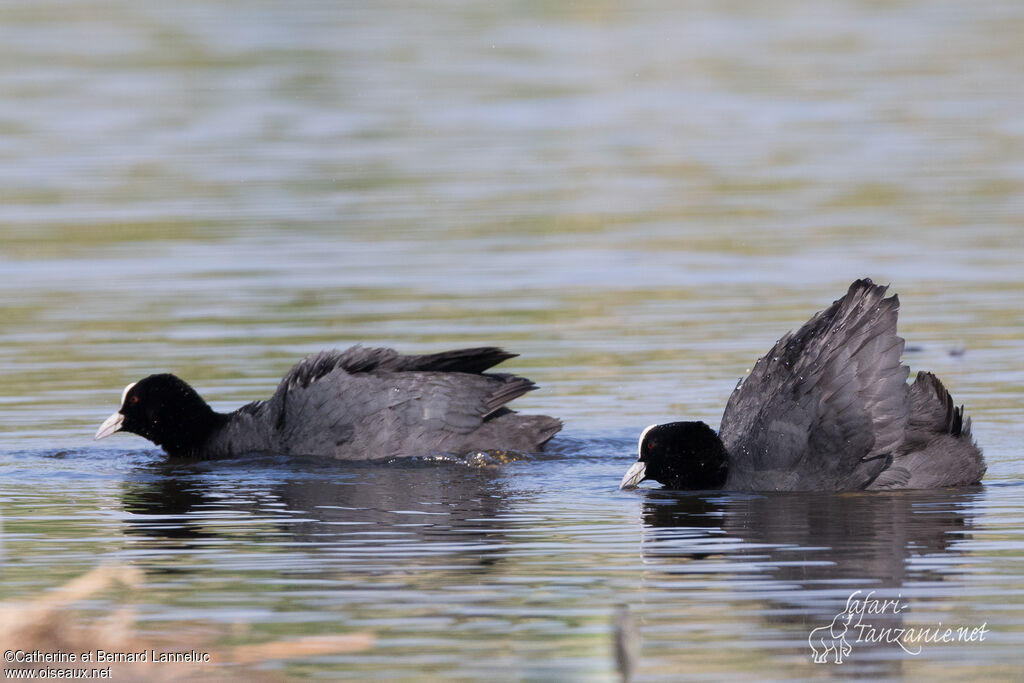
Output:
808,590,988,664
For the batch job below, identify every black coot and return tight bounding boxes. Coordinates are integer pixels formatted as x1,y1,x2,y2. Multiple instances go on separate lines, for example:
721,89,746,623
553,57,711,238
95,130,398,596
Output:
620,279,985,491
96,346,561,459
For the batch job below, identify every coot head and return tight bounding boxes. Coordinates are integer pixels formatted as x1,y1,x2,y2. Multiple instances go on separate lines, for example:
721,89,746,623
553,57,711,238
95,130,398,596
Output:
95,374,222,454
619,421,729,490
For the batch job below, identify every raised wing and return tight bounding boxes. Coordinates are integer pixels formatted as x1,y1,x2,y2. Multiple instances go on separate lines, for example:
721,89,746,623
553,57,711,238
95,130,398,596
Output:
719,279,910,491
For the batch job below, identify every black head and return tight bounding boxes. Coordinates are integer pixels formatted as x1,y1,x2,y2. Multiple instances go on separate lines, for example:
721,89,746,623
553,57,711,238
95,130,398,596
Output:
95,374,223,456
619,421,729,490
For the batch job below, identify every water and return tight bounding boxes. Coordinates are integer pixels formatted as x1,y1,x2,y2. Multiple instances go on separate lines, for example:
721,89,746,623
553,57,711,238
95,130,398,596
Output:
2,1,1024,680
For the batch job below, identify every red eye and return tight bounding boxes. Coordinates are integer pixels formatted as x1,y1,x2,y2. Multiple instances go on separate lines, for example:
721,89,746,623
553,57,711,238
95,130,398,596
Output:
129,395,140,405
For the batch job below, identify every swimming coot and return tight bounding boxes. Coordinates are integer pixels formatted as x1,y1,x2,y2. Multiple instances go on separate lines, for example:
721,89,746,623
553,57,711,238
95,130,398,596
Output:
95,346,562,459
620,279,985,491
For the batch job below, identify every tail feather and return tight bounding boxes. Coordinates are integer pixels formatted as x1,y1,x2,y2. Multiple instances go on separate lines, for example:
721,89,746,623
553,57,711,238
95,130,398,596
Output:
868,371,985,489
908,372,967,439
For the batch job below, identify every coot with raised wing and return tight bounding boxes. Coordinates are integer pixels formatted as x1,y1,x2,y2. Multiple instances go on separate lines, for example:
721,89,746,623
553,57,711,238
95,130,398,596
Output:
620,279,985,491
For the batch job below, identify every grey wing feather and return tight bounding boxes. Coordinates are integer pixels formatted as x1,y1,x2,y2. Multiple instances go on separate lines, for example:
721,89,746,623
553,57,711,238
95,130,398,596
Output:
388,347,518,374
282,346,517,386
720,279,909,491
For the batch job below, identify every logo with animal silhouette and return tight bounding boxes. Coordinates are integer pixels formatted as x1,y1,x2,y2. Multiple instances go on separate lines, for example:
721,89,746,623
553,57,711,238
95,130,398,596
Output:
808,607,856,664
807,590,989,663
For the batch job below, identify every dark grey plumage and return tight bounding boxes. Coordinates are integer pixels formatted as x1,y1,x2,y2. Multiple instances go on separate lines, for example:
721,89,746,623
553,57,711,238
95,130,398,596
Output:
623,279,985,491
867,371,984,489
720,279,912,490
96,346,562,460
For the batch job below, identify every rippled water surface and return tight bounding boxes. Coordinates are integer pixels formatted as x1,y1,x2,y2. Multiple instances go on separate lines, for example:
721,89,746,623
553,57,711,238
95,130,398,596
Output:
2,1,1023,680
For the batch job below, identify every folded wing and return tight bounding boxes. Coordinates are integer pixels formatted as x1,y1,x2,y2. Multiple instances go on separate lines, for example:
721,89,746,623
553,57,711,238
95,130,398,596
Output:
254,346,558,459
